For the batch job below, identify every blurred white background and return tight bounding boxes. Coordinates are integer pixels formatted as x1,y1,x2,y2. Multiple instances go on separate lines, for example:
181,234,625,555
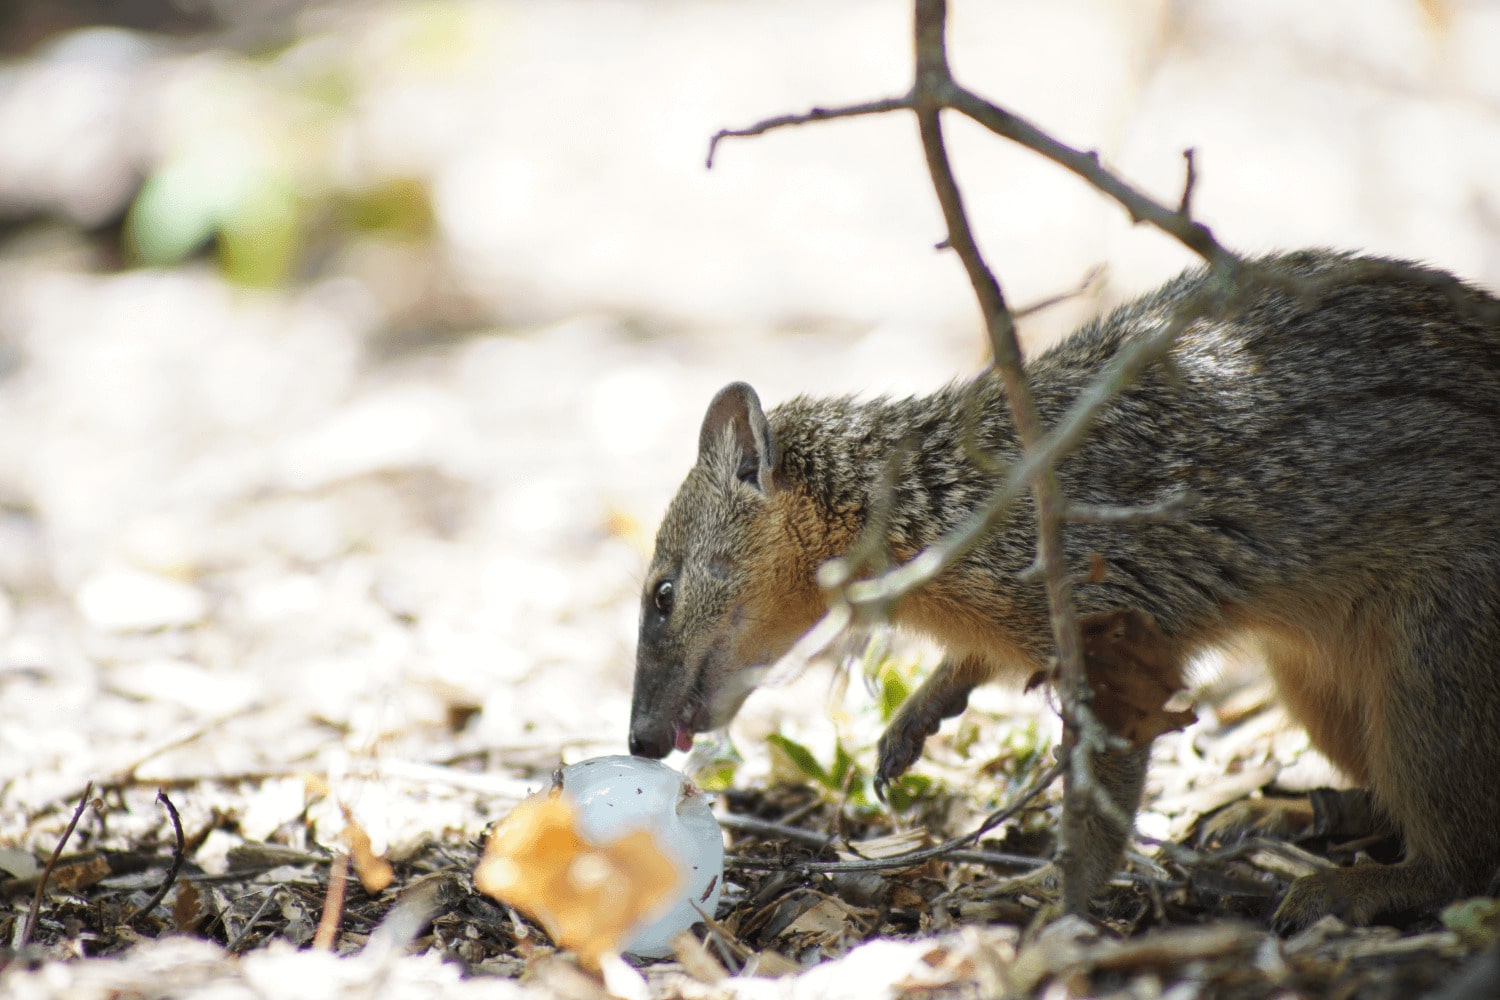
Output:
0,0,1495,822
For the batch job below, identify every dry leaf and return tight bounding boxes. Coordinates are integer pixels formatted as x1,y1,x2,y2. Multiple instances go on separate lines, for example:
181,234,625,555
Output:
344,812,395,894
172,880,203,932
1083,609,1197,747
47,853,113,894
671,930,730,984
780,895,874,952
603,509,649,555
890,885,927,909
1088,922,1260,971
741,950,803,978
1085,551,1108,585
1029,609,1196,748
473,791,680,970
835,829,928,861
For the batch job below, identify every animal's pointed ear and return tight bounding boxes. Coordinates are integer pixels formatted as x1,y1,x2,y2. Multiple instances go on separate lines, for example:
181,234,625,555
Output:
699,382,778,492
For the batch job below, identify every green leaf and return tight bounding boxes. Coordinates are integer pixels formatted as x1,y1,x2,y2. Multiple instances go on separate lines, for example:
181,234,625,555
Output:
126,155,237,266
1441,897,1500,949
830,739,856,788
766,733,833,791
953,716,981,758
686,740,742,793
877,664,911,723
1005,720,1049,775
126,147,304,286
339,177,435,238
883,773,932,812
218,174,302,287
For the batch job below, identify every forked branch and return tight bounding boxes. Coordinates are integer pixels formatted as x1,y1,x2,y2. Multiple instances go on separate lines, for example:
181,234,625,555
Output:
709,0,1245,914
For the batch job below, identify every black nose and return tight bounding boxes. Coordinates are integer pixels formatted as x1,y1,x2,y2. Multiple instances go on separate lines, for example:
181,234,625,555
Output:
629,725,671,759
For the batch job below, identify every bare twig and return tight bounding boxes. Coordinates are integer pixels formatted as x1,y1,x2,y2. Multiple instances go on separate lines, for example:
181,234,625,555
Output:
123,791,185,924
1067,490,1197,524
364,875,456,961
910,0,1107,912
1070,732,1136,833
707,97,912,168
227,887,280,953
762,434,928,683
845,285,1210,609
111,704,266,788
720,808,1046,871
313,851,349,951
31,704,275,820
1012,265,1107,321
946,847,1052,871
840,434,922,583
708,68,1239,273
1178,148,1199,218
945,86,1236,269
704,0,1241,635
718,812,837,849
19,781,94,948
708,0,1249,916
729,758,1064,875
758,596,853,689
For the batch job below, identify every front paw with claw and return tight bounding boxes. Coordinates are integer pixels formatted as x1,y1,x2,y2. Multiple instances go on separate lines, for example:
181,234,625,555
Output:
874,682,974,799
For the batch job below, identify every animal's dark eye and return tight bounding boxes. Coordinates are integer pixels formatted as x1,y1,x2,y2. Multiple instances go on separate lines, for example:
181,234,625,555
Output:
652,579,674,616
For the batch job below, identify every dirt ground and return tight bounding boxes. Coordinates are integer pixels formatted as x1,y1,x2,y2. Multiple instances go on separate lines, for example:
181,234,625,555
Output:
2,1,1499,997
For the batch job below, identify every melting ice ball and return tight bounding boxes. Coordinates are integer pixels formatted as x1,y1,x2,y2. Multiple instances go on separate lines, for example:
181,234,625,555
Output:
562,755,724,958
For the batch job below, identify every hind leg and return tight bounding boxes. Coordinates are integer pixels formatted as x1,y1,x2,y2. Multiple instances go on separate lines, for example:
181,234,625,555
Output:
1273,573,1500,929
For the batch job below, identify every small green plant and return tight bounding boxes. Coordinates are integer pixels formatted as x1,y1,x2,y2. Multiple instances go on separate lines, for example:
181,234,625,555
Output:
765,732,931,813
685,737,742,793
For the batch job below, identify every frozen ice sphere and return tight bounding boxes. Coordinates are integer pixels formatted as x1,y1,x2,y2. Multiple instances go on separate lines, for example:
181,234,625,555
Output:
560,755,724,958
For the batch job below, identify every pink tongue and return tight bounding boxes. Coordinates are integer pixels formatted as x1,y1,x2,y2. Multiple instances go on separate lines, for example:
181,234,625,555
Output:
673,721,694,753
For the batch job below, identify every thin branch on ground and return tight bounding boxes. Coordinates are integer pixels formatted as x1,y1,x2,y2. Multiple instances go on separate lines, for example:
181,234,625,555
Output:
227,887,281,953
32,707,286,820
19,781,94,948
719,812,839,851
123,790,185,924
946,847,1052,871
313,852,350,951
727,758,1064,875
719,810,1048,871
109,704,267,789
